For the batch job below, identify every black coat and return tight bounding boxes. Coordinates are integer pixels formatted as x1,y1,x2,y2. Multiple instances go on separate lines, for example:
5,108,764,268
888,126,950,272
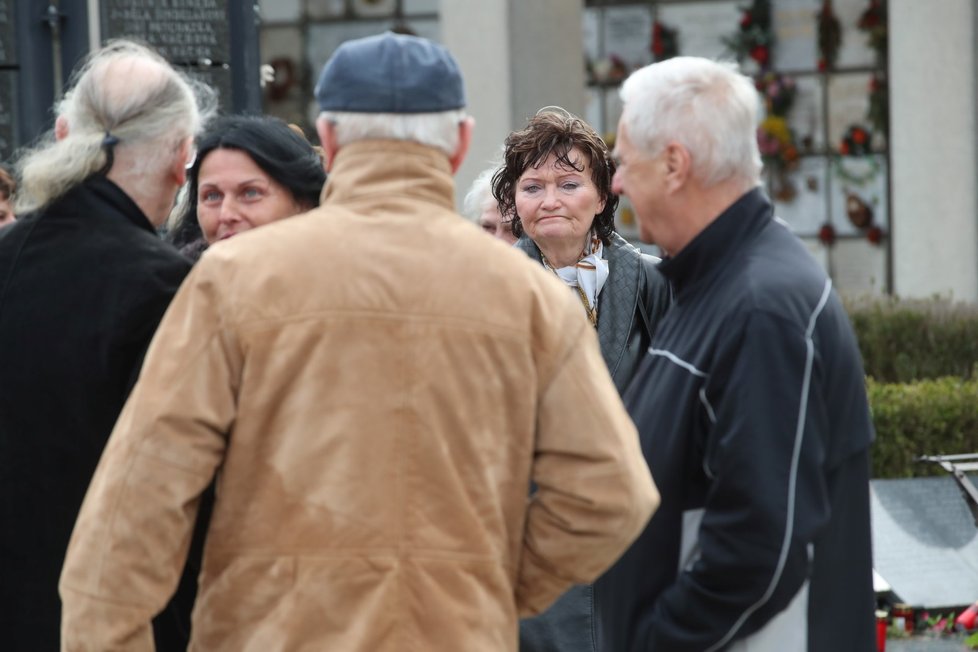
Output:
596,189,875,651
0,177,195,651
516,232,671,652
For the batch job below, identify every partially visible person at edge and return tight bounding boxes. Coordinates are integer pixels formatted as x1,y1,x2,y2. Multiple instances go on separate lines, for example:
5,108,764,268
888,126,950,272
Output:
166,115,325,262
0,39,215,651
0,165,15,227
595,56,876,652
491,107,671,652
58,31,659,651
463,162,517,244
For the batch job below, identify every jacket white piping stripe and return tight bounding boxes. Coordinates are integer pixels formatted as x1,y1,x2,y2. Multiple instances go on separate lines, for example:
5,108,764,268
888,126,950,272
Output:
704,278,833,652
648,349,718,478
648,348,708,377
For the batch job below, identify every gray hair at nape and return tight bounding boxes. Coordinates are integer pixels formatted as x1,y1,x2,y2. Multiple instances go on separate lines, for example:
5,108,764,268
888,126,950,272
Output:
15,39,217,214
619,56,763,189
318,109,467,158
462,163,501,223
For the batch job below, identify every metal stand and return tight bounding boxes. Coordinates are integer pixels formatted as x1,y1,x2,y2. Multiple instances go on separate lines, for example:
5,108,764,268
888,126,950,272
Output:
918,453,978,528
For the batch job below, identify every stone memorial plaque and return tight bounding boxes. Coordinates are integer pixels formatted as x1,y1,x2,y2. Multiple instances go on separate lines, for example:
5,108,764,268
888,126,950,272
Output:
657,1,742,62
103,0,230,64
602,5,652,74
0,69,16,163
0,0,14,66
872,476,978,608
771,156,827,237
772,0,817,71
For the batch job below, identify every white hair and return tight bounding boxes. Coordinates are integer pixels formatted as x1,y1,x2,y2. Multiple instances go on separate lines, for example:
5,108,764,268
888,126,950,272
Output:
619,56,762,188
15,40,217,214
319,109,466,157
462,163,501,222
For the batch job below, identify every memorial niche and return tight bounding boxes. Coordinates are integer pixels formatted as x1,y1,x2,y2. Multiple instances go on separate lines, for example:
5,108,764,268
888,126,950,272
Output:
102,0,230,63
101,0,251,109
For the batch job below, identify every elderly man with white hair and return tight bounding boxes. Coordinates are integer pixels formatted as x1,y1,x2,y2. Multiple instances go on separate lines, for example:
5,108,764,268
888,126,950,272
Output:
594,56,876,652
0,40,215,650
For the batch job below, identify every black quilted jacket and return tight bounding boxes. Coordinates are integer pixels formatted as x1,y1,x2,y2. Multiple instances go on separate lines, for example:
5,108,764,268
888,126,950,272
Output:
515,231,671,652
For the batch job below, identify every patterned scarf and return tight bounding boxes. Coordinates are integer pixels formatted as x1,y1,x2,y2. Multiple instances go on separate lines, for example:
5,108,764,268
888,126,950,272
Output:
542,233,609,326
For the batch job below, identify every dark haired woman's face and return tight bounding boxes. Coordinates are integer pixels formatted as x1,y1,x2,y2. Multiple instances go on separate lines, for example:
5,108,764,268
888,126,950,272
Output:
515,147,605,250
196,148,305,244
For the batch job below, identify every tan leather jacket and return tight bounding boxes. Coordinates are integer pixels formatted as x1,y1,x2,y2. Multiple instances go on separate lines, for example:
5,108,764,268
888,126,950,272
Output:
60,140,659,651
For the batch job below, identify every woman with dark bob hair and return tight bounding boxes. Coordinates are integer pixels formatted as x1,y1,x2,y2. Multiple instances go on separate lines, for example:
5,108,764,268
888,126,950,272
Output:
493,107,671,652
168,114,326,260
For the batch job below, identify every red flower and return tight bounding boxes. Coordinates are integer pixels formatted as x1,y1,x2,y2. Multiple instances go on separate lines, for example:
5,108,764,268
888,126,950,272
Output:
818,58,827,72
851,128,868,145
818,223,836,245
653,41,665,57
740,12,753,28
866,226,884,245
839,141,850,155
750,45,769,66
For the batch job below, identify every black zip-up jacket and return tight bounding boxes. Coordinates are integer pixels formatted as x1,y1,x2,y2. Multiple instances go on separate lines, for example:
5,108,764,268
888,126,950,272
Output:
595,188,876,651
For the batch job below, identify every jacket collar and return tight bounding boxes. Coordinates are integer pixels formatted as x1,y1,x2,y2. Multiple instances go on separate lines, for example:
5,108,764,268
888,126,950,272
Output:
658,187,771,297
515,232,642,380
321,139,456,212
53,175,157,234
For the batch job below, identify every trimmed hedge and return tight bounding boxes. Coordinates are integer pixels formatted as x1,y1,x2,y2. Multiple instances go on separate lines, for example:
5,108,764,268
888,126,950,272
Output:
868,376,978,478
845,296,978,383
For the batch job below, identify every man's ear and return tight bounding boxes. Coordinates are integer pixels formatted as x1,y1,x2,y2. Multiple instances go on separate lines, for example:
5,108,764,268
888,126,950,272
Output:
663,142,692,193
448,116,475,174
172,137,193,186
316,116,339,171
55,116,69,141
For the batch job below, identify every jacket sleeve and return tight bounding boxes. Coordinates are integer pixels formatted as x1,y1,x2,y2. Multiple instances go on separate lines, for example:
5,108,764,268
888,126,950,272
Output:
647,310,831,651
59,259,241,652
516,297,660,617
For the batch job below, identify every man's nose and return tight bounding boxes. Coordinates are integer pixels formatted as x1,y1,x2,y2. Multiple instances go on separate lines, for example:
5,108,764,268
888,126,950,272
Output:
611,170,623,195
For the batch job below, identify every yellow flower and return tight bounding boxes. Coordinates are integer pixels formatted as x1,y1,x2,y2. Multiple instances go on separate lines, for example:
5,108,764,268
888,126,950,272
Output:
760,116,793,146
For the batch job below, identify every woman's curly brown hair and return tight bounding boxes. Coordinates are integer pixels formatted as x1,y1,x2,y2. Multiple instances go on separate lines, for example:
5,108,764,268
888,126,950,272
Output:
491,107,618,244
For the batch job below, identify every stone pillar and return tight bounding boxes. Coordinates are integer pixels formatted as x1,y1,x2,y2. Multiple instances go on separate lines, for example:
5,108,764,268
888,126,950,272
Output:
441,0,585,213
889,0,978,300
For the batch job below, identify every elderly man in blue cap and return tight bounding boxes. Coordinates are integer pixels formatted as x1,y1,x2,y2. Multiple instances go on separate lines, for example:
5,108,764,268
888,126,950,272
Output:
59,32,658,651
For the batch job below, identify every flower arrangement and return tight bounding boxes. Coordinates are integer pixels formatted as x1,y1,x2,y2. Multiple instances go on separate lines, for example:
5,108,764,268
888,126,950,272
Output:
816,0,842,71
833,125,885,245
818,223,836,246
838,124,872,156
723,0,773,69
857,0,887,66
755,72,800,190
867,73,888,135
651,20,679,62
758,116,799,168
758,71,796,116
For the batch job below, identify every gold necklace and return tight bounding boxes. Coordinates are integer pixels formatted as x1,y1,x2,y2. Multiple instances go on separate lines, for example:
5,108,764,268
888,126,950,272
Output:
542,255,598,327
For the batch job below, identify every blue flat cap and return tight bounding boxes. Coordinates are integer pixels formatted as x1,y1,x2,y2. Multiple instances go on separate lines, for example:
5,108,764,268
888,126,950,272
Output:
315,32,466,113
